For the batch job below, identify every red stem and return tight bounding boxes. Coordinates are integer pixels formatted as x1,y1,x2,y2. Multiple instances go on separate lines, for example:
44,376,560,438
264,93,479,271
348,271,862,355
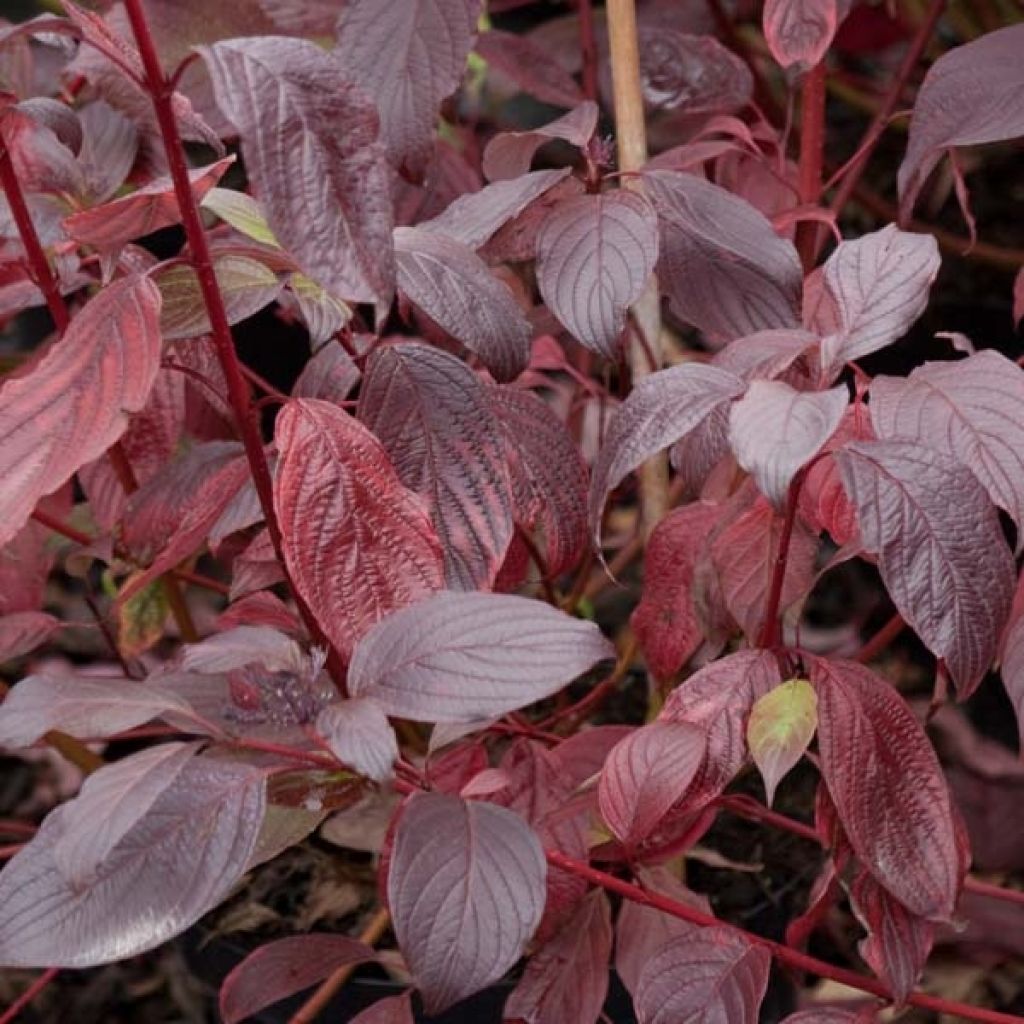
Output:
795,62,827,270
756,472,805,649
855,612,907,663
546,850,1024,1023
0,967,60,1024
121,0,348,693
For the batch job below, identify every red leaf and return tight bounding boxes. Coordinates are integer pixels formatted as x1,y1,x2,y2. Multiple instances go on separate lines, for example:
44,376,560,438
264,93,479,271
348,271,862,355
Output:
393,228,532,382
869,350,1024,552
645,169,803,342
898,24,1024,219
482,101,599,182
357,342,514,589
504,890,612,1024
536,191,659,359
476,29,585,109
634,927,771,1024
819,226,940,378
764,0,839,70
348,591,613,722
0,610,60,662
335,0,481,180
387,792,546,1014
77,100,138,204
835,439,1014,696
598,721,706,847
0,275,161,546
273,398,445,660
348,994,414,1024
809,657,963,919
199,37,394,306
220,934,375,1024
315,697,398,783
292,341,361,405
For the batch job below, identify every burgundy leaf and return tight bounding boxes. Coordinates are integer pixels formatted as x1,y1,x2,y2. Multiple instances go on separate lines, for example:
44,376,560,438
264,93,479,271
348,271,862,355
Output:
644,169,803,342
999,576,1024,750
273,398,445,660
220,934,375,1024
77,100,138,204
199,37,394,306
488,384,588,576
712,328,817,384
398,232,531,382
0,756,266,967
476,29,584,108
480,176,585,265
0,275,161,546
419,168,571,251
357,342,514,589
634,927,771,1024
387,792,546,1014
835,440,1014,696
503,890,612,1024
588,362,745,545
536,191,659,359
869,350,1024,551
335,0,481,179
315,697,398,782
898,24,1024,219
482,101,598,182
764,0,839,70
216,592,299,636
348,994,415,1024
348,591,613,722
728,381,847,508
809,657,963,919
0,610,60,661
292,341,361,405
631,501,721,680
598,721,706,847
819,226,940,377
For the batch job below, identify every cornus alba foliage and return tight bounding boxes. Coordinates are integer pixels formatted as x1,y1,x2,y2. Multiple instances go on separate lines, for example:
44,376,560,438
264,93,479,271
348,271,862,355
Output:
0,1,1022,1022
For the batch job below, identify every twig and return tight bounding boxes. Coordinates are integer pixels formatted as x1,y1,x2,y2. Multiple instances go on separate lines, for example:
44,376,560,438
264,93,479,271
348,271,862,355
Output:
0,967,60,1024
855,612,907,663
795,62,827,270
757,472,806,649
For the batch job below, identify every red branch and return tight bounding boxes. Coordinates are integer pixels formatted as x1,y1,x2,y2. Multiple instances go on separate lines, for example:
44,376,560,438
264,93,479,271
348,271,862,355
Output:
757,471,805,649
795,62,827,270
121,0,347,692
0,967,60,1024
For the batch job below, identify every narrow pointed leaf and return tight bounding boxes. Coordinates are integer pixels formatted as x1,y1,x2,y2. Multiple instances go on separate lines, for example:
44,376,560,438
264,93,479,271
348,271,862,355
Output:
746,678,818,805
315,698,398,782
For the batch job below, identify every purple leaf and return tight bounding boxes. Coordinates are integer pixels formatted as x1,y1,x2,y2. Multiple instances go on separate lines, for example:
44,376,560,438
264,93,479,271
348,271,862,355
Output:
348,994,415,1024
869,350,1024,552
199,37,394,307
898,24,1024,219
348,592,614,722
220,934,375,1024
387,792,546,1014
504,890,612,1024
588,362,745,545
77,100,138,204
273,398,445,660
475,29,585,108
292,341,361,405
644,169,803,342
0,611,60,662
357,342,514,589
809,656,963,920
393,227,532,382
419,168,571,250
335,0,481,179
598,721,706,847
536,191,659,359
835,439,1014,696
634,927,771,1024
764,0,839,70
728,381,847,508
482,101,599,182
315,697,398,782
0,275,161,546
0,756,267,967
819,226,940,377
487,384,588,576
181,626,308,676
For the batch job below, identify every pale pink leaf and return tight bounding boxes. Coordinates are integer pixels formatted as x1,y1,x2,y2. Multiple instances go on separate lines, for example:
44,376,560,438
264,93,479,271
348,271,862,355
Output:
357,342,514,589
315,697,398,783
77,100,138,204
0,756,266,967
504,890,612,1024
764,0,839,70
292,341,361,405
0,275,161,546
335,0,481,179
476,29,585,108
349,592,613,722
634,927,771,1024
199,37,394,306
220,934,375,1024
869,350,1024,552
598,721,706,847
273,398,445,660
588,362,745,545
898,24,1024,219
644,169,803,342
482,101,599,181
387,792,546,1014
729,381,847,508
712,328,817,383
0,611,60,661
536,191,659,359
181,626,307,676
809,656,963,920
835,439,1014,696
819,225,940,377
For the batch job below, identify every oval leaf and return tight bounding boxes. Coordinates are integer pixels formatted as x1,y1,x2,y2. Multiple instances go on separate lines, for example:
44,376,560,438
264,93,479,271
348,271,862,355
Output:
764,0,839,70
315,697,398,783
746,677,818,805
